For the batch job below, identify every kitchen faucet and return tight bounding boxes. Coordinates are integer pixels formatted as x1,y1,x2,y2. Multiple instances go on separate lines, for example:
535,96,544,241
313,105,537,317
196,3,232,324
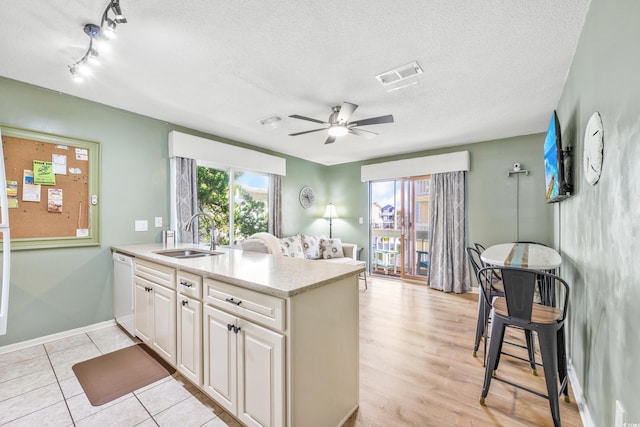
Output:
185,211,218,251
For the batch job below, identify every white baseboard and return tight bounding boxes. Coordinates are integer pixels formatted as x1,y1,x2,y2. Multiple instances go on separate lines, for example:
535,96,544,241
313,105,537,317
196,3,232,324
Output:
568,358,596,427
0,319,117,355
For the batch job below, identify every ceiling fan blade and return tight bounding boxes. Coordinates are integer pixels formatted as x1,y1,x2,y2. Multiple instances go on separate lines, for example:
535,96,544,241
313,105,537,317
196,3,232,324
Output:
324,135,336,145
289,114,327,125
289,128,327,136
349,128,378,140
336,102,358,124
350,114,394,127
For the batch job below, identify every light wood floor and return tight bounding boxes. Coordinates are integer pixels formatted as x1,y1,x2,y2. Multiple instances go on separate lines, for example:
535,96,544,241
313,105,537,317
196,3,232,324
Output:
344,275,583,427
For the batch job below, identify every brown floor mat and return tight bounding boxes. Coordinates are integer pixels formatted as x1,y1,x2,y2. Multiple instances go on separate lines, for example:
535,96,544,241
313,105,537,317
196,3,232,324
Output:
72,343,175,406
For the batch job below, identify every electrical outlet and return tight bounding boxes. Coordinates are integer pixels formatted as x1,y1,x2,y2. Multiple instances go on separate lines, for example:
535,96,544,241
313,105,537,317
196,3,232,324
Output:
134,220,148,232
615,400,626,427
359,217,364,224
154,217,163,228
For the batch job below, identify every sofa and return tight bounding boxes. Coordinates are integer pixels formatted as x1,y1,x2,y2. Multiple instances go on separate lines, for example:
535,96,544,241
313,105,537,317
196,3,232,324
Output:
240,232,358,264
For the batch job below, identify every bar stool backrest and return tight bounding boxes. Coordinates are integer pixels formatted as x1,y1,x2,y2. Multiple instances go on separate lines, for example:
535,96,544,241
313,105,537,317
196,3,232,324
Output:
501,269,537,322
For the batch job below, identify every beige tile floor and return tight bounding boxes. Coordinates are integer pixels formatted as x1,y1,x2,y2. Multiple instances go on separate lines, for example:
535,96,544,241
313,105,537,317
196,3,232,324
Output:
0,325,243,426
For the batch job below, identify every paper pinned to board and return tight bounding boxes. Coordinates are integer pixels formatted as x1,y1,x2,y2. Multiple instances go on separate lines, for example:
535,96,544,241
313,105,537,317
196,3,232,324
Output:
5,180,18,208
75,148,88,161
47,189,63,213
33,160,56,185
22,170,41,202
52,154,67,175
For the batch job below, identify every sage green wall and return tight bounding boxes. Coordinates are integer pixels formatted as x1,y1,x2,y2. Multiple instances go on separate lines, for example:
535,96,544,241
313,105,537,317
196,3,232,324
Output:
0,78,170,346
280,157,328,237
555,0,640,425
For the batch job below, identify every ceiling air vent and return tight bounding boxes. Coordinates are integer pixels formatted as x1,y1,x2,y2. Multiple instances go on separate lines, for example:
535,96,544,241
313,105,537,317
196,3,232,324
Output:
375,61,423,92
257,114,282,128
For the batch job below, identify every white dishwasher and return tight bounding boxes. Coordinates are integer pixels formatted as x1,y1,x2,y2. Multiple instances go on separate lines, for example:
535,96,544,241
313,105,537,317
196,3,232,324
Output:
113,252,135,336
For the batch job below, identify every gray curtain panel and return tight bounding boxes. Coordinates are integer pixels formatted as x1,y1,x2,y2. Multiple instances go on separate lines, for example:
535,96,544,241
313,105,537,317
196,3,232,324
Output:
176,157,198,243
269,174,283,237
427,171,471,293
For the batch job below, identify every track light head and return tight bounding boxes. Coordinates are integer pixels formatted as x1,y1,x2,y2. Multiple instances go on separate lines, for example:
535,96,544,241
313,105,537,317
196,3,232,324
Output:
111,0,127,23
103,19,117,38
69,66,83,82
87,48,100,64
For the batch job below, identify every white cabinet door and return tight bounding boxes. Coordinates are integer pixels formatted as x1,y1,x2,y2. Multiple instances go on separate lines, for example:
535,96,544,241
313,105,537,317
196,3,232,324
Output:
237,320,285,427
134,277,153,346
177,294,202,385
152,283,176,365
203,304,237,415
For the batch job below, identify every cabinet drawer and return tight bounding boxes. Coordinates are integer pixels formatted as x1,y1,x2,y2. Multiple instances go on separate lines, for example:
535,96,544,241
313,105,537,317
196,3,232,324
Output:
204,278,285,332
177,271,202,300
135,259,176,289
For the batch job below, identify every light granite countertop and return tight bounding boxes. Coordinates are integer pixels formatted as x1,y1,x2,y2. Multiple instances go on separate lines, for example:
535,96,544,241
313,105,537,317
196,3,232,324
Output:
111,243,364,298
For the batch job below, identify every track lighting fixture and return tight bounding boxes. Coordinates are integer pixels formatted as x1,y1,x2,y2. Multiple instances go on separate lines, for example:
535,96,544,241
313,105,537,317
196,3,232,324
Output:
68,0,128,82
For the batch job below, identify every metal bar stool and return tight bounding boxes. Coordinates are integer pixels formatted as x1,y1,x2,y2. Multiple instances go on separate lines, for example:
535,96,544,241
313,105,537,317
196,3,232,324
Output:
478,266,570,427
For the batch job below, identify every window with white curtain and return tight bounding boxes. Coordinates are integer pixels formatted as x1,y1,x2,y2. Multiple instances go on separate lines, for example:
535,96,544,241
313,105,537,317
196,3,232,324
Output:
196,162,270,246
168,131,285,246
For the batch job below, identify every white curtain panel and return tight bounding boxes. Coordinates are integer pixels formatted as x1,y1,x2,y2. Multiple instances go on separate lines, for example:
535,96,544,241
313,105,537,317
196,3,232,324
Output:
427,171,471,293
176,157,198,243
268,174,283,238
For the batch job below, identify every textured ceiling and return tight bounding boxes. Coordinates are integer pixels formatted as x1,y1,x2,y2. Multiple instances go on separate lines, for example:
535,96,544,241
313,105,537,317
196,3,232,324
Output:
0,0,591,165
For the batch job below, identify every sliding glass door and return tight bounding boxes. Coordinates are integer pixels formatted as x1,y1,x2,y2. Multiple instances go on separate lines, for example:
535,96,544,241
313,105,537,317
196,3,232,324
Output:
370,176,430,281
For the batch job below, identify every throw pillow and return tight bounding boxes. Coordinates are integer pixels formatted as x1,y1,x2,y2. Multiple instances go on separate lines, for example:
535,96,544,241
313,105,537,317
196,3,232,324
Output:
322,238,345,259
279,235,305,258
240,239,272,254
301,234,323,260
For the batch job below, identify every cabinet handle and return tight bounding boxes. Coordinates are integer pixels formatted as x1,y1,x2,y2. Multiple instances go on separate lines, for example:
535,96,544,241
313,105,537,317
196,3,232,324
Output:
182,300,188,306
225,297,242,306
226,324,241,334
180,280,193,288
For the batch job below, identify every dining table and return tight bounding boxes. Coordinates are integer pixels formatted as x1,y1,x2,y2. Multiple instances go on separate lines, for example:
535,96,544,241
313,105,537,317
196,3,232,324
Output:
480,242,562,305
480,242,561,270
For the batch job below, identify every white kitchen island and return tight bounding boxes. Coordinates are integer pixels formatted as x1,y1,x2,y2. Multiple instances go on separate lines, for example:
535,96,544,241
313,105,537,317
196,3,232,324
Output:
111,243,362,427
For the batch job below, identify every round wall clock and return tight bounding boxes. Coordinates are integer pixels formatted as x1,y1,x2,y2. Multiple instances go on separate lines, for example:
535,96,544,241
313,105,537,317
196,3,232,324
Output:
583,112,604,185
299,186,315,209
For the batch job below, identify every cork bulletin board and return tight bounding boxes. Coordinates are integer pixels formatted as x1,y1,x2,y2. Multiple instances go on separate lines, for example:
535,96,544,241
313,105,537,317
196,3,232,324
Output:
0,126,100,250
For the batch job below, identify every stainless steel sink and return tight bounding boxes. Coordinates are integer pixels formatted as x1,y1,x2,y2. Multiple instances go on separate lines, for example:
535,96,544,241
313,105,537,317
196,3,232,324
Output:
153,248,223,259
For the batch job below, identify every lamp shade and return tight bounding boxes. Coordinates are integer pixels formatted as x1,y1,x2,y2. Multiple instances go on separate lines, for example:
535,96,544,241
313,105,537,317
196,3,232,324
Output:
323,203,338,219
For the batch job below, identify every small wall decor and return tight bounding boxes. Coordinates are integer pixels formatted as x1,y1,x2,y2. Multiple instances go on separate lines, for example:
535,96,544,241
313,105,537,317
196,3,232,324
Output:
583,112,604,185
299,186,315,209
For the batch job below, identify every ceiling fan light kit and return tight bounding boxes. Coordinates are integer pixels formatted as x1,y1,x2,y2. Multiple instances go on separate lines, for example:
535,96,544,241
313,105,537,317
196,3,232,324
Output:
289,101,394,145
328,125,348,137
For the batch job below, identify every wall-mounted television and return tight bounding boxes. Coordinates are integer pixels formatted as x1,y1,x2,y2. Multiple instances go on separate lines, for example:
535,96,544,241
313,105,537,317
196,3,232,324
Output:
544,111,572,203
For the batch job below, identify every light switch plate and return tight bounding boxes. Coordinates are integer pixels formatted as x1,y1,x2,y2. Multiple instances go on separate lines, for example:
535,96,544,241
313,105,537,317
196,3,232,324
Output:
154,217,163,227
359,217,364,224
135,220,148,232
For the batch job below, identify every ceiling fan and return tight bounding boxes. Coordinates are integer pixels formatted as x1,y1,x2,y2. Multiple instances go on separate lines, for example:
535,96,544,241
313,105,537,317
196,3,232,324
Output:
288,102,394,144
